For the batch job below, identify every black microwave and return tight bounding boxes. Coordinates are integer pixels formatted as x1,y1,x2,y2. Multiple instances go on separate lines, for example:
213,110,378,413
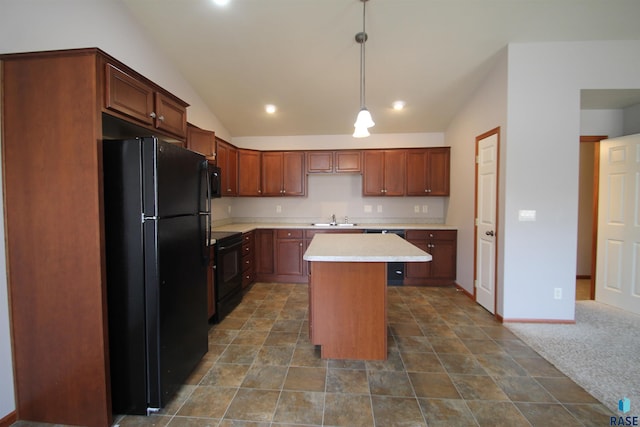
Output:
209,165,222,198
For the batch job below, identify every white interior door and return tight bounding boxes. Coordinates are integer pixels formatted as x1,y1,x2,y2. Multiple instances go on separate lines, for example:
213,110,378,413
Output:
475,129,499,314
596,134,640,315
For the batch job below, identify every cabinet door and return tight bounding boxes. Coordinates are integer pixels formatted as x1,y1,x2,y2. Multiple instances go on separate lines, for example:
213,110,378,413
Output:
427,147,450,196
363,150,385,195
276,238,305,276
383,150,406,196
186,125,215,158
307,151,333,173
155,92,187,138
335,150,362,173
405,239,430,281
429,231,457,281
238,149,262,196
406,150,429,196
255,229,275,275
282,151,305,196
105,63,155,126
261,152,284,196
217,141,238,196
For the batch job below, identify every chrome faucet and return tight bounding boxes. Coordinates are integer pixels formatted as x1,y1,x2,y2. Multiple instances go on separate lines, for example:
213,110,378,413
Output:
330,214,336,225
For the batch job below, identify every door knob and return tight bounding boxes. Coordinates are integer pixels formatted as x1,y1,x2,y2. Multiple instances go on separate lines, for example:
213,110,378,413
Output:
485,230,495,236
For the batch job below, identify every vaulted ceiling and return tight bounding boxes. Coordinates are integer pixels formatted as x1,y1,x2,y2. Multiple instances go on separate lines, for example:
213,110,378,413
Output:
121,0,640,137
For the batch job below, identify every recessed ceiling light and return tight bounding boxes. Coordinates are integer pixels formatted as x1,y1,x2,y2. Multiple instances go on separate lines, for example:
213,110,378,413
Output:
392,101,406,111
212,0,230,6
265,104,277,114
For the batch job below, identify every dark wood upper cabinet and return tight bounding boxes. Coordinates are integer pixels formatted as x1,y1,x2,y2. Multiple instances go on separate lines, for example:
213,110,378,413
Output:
362,150,406,196
307,150,361,174
216,139,238,196
335,150,362,173
186,124,215,159
105,63,188,138
262,151,306,196
238,149,262,196
307,151,333,173
406,147,450,196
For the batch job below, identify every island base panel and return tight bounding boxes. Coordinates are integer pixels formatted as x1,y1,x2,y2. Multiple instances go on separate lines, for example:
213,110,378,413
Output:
310,261,387,360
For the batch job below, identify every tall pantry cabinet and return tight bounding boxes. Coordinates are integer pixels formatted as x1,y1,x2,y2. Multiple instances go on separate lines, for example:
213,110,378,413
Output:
1,48,188,427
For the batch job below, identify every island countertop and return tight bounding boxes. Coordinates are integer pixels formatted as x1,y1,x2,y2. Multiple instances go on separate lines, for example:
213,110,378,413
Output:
303,233,432,262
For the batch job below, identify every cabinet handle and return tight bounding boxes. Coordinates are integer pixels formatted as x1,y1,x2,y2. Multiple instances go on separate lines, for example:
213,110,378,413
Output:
158,115,165,122
149,112,157,119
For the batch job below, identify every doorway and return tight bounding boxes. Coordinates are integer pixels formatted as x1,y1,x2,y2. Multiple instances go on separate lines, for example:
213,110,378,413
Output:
576,135,605,300
474,127,500,314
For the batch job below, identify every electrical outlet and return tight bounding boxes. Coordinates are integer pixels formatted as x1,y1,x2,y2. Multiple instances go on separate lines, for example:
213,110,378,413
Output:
422,205,428,213
276,205,282,213
364,205,372,213
414,205,420,213
377,205,383,213
554,288,562,300
227,206,231,214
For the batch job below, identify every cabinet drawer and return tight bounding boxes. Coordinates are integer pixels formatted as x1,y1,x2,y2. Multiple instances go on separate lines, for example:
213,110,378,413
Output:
406,229,456,241
276,229,303,239
242,254,254,272
243,232,254,245
242,270,255,288
242,242,253,257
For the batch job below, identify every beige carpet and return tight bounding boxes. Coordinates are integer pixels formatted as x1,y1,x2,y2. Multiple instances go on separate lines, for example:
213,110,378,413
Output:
506,301,640,413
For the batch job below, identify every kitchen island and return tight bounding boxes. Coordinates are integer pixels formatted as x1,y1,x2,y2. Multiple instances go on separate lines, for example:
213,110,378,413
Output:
303,233,431,360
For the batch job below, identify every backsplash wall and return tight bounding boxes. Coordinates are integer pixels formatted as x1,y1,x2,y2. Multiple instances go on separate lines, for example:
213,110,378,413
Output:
212,174,447,226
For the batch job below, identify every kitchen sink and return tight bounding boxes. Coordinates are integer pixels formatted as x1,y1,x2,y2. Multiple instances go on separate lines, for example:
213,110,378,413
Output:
311,223,358,227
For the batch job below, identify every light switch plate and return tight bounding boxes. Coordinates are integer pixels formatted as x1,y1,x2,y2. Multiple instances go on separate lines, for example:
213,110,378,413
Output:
364,205,372,213
518,210,536,221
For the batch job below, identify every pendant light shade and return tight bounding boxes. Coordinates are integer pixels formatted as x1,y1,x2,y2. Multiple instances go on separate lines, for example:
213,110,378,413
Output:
353,0,373,138
353,125,370,138
354,107,375,129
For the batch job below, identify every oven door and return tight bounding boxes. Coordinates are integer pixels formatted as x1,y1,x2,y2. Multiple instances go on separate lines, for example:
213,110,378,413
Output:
214,237,243,321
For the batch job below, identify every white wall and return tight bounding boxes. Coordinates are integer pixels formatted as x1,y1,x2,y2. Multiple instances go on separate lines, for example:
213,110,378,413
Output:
0,0,229,419
445,49,508,308
580,109,624,138
502,40,640,320
624,103,640,135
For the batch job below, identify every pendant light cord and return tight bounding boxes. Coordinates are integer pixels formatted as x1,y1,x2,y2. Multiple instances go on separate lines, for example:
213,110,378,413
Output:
360,0,367,109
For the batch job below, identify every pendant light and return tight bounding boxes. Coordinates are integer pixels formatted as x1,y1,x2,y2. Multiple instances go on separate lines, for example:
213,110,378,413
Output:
353,0,374,138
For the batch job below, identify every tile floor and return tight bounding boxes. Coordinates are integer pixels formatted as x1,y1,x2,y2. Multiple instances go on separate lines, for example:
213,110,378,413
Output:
111,283,613,427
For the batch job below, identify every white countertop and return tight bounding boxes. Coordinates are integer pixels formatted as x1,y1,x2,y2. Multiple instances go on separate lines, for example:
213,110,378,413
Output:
303,234,432,262
212,222,457,234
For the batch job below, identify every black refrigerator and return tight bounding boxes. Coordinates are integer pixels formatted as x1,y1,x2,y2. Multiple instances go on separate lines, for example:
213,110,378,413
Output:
103,137,210,415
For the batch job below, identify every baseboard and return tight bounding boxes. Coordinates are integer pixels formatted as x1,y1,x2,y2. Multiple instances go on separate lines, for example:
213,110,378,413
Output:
503,318,576,324
0,411,17,427
454,283,474,300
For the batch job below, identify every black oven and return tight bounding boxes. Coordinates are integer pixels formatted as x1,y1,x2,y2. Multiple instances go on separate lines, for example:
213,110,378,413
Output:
211,231,243,322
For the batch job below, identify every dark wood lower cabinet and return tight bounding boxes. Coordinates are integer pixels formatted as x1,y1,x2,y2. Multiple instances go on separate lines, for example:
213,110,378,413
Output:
405,229,457,285
242,231,255,289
